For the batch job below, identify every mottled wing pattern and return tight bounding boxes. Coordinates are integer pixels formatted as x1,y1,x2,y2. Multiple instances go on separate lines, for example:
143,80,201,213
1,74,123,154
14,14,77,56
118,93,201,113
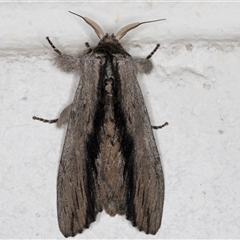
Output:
117,55,164,234
57,55,102,237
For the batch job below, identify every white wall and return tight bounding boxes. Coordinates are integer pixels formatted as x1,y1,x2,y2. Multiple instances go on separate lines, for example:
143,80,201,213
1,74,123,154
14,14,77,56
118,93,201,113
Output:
1,2,240,238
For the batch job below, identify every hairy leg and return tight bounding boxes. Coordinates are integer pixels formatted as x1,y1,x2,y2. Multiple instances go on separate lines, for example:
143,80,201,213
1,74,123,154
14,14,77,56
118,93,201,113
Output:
134,44,160,74
46,37,82,73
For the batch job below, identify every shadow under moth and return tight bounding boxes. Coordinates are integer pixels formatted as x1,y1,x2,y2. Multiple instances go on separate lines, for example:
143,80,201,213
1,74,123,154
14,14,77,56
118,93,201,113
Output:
33,11,167,237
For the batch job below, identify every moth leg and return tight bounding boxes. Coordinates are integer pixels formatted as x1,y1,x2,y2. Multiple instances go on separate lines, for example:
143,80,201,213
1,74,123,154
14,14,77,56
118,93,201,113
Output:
46,36,82,73
56,104,73,127
32,116,58,124
32,104,73,127
134,44,160,74
152,122,168,130
146,43,160,59
85,42,91,49
83,42,92,54
46,36,62,55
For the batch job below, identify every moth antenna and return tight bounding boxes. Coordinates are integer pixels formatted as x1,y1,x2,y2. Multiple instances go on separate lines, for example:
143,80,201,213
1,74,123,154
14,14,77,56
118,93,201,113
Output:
69,11,104,39
116,18,166,40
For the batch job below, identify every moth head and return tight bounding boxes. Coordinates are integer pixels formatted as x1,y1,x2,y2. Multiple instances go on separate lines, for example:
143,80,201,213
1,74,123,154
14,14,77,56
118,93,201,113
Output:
69,11,165,41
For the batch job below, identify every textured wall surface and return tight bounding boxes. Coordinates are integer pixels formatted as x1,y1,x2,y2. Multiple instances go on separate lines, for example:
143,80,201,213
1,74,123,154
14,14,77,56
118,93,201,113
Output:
1,2,240,238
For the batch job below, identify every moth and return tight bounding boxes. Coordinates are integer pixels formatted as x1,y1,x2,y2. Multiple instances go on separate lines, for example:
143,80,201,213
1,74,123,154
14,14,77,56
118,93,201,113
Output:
33,11,167,237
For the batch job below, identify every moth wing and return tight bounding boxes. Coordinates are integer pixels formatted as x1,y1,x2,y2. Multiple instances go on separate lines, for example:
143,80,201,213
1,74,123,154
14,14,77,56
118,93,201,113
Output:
57,56,101,237
119,57,164,234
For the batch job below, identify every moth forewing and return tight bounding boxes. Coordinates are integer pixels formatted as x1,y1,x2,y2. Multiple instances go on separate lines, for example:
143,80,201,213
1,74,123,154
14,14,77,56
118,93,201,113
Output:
33,12,165,237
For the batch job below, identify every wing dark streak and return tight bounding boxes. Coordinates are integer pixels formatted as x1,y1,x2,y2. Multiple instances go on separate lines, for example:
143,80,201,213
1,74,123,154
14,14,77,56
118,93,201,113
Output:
57,55,102,237
116,56,164,234
57,47,164,237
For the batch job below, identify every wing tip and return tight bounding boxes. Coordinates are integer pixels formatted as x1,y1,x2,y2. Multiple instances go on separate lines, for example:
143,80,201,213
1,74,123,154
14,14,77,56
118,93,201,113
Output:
126,213,162,236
